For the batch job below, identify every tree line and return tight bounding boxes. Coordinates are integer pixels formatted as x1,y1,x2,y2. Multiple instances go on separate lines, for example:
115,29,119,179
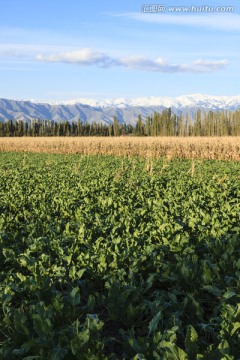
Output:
0,108,240,136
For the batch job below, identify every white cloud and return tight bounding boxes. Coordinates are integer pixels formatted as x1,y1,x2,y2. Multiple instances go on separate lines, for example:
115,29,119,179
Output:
36,48,228,73
116,13,240,31
36,49,119,68
0,44,77,59
120,56,228,73
189,59,229,72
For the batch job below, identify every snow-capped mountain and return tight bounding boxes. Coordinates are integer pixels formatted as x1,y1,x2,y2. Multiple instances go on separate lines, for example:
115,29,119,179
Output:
0,94,240,124
30,94,240,109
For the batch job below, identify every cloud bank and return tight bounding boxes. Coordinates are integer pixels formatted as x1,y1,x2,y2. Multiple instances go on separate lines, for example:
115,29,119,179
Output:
36,48,228,73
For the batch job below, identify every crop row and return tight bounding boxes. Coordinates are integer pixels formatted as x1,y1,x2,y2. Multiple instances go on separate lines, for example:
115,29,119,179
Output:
0,136,239,160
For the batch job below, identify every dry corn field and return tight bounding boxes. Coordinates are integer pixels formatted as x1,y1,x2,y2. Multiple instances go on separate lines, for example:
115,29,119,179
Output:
0,136,239,160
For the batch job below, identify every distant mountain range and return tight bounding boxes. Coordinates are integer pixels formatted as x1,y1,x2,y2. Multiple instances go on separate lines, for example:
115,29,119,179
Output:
0,94,240,125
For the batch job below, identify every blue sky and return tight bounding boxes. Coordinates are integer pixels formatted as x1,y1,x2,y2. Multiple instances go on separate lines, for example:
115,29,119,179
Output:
0,0,239,101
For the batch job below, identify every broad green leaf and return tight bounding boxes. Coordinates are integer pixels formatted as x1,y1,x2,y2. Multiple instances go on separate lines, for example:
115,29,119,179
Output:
149,311,162,335
70,287,80,306
185,325,198,359
231,322,240,335
49,347,68,360
223,290,236,299
202,285,222,297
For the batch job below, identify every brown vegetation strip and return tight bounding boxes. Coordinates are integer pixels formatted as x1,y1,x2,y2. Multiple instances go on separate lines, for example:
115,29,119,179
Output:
0,137,239,160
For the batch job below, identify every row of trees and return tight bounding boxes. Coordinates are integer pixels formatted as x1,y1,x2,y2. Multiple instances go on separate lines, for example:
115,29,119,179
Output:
0,119,112,137
0,109,240,136
143,109,240,136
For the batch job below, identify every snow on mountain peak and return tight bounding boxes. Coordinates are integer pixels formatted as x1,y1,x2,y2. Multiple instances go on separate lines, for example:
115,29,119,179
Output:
59,94,240,109
14,93,240,110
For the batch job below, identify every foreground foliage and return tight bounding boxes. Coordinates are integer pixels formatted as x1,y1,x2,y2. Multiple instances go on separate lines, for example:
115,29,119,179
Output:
0,153,239,359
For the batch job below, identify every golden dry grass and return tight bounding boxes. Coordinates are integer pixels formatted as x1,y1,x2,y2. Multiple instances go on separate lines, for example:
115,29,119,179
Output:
0,136,239,160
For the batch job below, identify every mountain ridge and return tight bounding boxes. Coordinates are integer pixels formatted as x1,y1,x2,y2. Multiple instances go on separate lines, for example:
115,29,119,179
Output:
11,93,240,108
0,94,240,125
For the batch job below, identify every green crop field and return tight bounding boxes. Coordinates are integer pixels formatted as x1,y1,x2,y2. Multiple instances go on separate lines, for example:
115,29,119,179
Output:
0,152,239,359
